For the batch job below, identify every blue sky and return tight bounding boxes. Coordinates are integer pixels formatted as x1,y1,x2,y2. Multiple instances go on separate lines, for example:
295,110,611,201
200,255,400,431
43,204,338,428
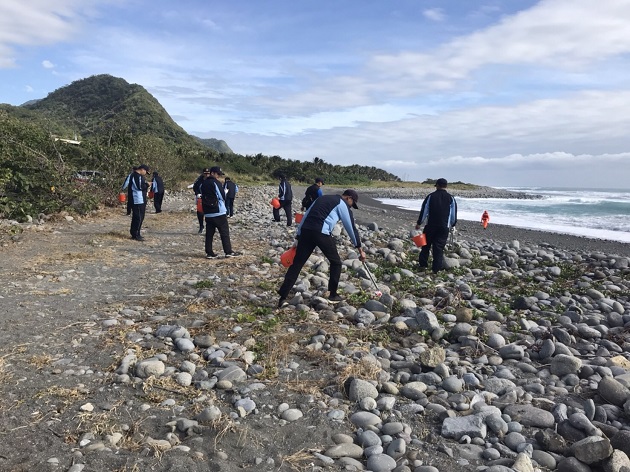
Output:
2,0,630,187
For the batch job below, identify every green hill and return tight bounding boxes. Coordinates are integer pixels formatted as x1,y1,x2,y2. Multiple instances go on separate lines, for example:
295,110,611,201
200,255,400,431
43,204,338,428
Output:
0,74,401,220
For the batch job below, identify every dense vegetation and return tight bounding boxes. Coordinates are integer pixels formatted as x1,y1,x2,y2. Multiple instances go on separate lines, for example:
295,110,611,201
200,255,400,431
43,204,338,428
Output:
0,74,401,221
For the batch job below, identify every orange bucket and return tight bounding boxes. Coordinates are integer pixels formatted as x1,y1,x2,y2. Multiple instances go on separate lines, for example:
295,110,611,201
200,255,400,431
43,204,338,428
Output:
271,198,281,209
294,212,303,223
412,233,427,247
118,192,126,203
148,190,155,199
196,198,203,213
280,247,297,267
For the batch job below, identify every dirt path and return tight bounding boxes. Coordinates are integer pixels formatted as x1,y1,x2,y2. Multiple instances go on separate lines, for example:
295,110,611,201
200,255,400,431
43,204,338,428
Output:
0,206,302,471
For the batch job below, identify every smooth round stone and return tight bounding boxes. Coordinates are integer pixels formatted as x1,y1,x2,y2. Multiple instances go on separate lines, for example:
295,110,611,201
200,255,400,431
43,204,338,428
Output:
532,449,557,469
364,444,384,457
324,443,364,459
175,338,195,352
507,421,522,433
175,372,192,387
357,430,382,448
381,422,404,435
487,333,506,349
442,376,463,393
280,408,303,421
360,397,377,411
482,447,501,460
350,411,382,428
327,409,345,420
366,453,397,472
505,432,527,451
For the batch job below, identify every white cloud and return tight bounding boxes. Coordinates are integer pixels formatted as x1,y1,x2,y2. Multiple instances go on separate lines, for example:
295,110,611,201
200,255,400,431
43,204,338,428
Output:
0,0,111,68
423,9,445,22
42,60,54,69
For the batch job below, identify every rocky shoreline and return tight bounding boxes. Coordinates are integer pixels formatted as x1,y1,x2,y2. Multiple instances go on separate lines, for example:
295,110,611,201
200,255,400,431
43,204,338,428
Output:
0,185,629,472
360,186,543,200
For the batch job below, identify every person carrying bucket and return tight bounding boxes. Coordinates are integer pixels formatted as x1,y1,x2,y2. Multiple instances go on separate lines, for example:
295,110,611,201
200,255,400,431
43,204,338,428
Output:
481,210,490,229
273,173,293,226
277,189,366,308
415,178,457,273
192,169,207,233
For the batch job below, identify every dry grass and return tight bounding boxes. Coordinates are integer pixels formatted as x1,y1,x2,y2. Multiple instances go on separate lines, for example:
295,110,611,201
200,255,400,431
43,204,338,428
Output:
141,375,202,403
336,356,382,391
0,356,14,384
210,415,249,449
282,448,315,472
34,385,86,402
26,354,54,369
254,332,300,379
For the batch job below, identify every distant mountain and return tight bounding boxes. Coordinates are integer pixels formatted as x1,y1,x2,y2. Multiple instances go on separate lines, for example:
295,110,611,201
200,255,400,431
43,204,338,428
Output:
195,137,233,154
22,74,201,148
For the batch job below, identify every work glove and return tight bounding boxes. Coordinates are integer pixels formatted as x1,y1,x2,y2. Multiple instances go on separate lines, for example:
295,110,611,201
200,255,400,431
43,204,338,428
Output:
450,227,457,234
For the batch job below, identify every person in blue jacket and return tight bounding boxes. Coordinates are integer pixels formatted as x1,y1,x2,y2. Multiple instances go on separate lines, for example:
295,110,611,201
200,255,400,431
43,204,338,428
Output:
415,178,457,273
200,166,241,258
273,173,293,226
129,164,149,241
223,176,238,217
301,177,324,211
121,167,136,215
277,189,366,307
192,170,206,233
151,171,165,213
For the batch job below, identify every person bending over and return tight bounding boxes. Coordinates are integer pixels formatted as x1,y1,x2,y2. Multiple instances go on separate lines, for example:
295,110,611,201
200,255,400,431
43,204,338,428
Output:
278,189,366,307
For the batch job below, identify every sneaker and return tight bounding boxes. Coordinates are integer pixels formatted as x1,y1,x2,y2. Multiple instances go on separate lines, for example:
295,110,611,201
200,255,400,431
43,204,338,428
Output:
328,294,343,303
134,236,145,242
225,251,241,257
206,252,218,259
277,298,289,308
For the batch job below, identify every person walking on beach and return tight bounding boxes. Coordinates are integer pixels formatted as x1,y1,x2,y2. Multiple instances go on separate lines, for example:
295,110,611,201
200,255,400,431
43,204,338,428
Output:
301,177,324,211
273,173,293,226
151,171,165,213
481,210,490,229
277,189,366,308
223,177,238,217
192,170,206,233
121,167,136,216
200,166,241,258
415,178,457,273
129,164,150,241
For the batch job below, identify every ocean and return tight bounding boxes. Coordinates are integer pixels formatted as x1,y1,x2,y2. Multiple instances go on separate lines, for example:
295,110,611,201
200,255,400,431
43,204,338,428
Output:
377,187,630,243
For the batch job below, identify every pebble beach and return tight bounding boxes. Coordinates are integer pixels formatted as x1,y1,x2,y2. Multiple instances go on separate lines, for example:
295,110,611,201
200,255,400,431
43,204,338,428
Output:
0,184,629,472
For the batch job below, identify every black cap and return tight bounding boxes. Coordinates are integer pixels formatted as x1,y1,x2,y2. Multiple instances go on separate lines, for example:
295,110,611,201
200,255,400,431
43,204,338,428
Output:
315,177,324,184
210,166,224,176
137,164,149,172
202,168,211,174
342,189,359,209
435,178,448,188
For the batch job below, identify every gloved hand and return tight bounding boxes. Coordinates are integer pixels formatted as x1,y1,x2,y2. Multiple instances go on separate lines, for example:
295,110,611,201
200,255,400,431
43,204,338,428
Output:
450,227,457,234
197,194,202,199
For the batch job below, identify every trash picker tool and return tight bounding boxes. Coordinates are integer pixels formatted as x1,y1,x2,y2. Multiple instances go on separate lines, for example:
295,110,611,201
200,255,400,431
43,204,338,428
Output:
362,261,382,297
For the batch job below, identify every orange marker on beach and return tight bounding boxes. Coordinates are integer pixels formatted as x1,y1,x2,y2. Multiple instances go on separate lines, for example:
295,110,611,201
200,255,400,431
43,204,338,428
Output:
481,210,490,229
